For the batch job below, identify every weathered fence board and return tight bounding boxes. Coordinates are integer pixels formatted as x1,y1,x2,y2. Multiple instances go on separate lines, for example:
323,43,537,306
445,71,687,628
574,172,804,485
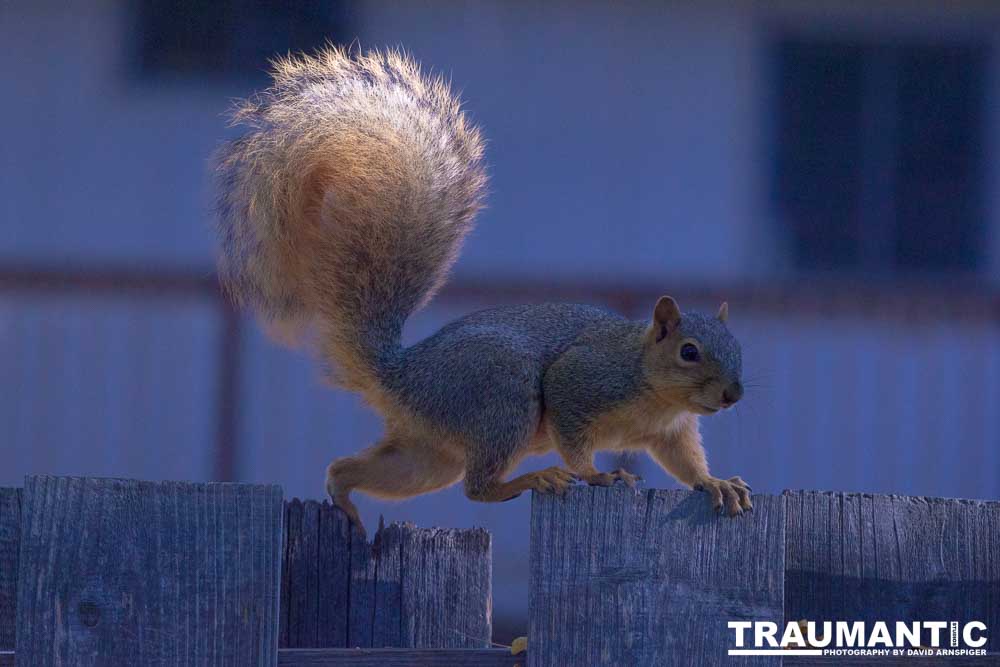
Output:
784,491,1000,653
281,500,492,650
283,499,351,648
277,647,521,666
399,522,493,647
0,488,20,650
15,476,283,666
528,485,784,666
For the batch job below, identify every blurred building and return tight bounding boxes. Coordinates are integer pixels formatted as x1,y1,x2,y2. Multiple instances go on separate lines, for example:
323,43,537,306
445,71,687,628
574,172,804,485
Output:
3,1,1000,639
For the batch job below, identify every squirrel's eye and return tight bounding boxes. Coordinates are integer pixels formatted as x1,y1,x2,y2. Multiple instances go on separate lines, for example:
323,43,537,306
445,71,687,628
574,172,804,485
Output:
680,343,700,363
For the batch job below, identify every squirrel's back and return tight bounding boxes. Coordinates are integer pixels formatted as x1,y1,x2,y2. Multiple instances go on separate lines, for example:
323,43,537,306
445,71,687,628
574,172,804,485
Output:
215,47,486,396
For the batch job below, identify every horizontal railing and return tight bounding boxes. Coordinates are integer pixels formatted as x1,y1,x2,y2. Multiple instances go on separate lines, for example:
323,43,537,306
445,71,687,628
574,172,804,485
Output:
3,264,999,321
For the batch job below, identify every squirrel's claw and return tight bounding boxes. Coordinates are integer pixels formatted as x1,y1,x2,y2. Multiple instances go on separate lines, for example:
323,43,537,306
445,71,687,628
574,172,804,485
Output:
530,466,577,496
330,491,367,538
582,468,640,488
695,475,753,517
728,476,753,513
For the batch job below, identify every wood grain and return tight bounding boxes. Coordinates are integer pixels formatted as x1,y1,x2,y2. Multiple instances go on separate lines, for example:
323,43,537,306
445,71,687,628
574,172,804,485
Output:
284,499,343,648
281,501,492,649
0,649,529,667
15,476,283,666
400,523,492,648
277,647,522,666
785,491,1000,653
785,656,1000,666
0,488,20,650
528,485,784,666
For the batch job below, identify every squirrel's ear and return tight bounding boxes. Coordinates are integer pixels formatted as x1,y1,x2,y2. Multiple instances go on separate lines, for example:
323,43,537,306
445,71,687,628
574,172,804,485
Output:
653,296,681,343
717,301,729,323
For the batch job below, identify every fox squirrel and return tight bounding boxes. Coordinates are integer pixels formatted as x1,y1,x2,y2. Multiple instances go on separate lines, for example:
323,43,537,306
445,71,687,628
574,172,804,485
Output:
216,47,751,535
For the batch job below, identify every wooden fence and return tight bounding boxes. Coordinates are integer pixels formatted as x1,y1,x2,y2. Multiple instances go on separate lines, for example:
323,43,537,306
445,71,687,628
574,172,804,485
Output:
1,476,999,665
529,487,785,665
530,487,1000,666
0,477,511,667
280,499,492,650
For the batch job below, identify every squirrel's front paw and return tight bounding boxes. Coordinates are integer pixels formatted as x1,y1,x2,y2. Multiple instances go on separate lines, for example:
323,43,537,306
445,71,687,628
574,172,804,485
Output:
693,475,752,516
582,468,641,488
529,467,578,496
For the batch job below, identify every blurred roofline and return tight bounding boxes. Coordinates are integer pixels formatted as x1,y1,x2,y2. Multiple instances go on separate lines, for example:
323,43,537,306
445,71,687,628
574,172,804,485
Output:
1,264,996,323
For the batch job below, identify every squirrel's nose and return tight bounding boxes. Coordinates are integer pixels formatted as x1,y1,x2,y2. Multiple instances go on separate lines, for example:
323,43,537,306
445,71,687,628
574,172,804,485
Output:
722,382,743,406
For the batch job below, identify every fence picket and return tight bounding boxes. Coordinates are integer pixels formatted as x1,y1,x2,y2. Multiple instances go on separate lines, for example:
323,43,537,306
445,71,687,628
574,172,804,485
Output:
784,490,1000,654
0,488,20,651
14,476,283,666
281,502,492,650
528,485,785,666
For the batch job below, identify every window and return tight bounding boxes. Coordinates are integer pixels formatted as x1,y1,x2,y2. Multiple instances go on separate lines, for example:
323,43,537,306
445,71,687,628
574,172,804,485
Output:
772,37,988,274
134,0,355,84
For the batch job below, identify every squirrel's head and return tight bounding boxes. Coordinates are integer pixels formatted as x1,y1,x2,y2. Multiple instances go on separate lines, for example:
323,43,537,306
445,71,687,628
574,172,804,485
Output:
642,295,743,416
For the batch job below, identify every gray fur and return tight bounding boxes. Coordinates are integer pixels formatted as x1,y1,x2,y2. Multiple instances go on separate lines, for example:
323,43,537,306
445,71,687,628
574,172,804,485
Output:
679,312,742,382
385,303,740,495
386,304,624,492
541,317,649,445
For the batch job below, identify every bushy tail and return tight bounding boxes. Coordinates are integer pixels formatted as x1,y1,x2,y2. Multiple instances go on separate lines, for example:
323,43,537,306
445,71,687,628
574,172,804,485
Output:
215,47,486,395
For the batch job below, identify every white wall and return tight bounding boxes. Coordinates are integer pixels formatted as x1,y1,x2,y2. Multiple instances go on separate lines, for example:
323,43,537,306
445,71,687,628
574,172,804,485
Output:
0,1,771,282
0,2,238,267
0,294,220,486
356,1,768,283
5,1,999,279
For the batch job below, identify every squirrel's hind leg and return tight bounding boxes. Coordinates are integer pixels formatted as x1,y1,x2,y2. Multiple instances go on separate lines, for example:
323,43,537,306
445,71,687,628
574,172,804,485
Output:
548,424,641,489
464,466,578,502
463,442,577,502
326,434,465,536
458,392,578,501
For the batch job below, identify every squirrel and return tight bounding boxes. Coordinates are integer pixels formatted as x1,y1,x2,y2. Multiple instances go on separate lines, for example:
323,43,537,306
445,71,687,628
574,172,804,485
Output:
215,47,751,535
